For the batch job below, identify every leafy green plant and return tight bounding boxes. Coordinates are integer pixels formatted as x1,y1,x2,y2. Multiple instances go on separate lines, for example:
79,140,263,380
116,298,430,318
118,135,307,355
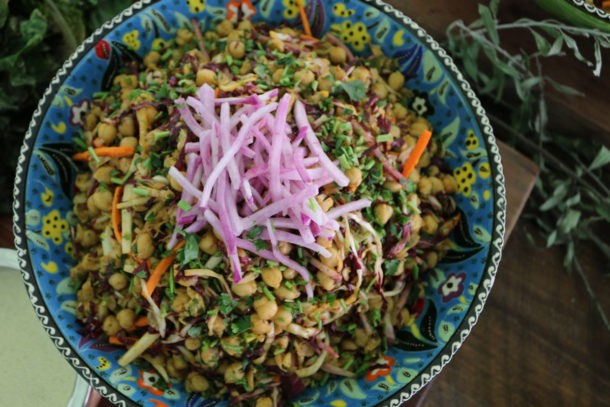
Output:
445,0,610,331
0,0,134,214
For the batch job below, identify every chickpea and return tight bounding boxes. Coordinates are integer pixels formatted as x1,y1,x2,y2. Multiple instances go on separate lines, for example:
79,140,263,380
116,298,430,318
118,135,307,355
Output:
409,118,430,138
389,125,401,140
262,266,282,289
176,28,193,46
269,38,284,52
143,51,160,68
221,336,243,356
185,337,201,351
294,69,315,86
256,398,273,407
372,81,388,99
136,232,154,259
425,251,439,268
320,247,339,268
75,173,91,192
278,241,292,256
196,68,216,87
341,339,359,351
172,354,188,370
237,20,252,30
97,122,117,145
329,46,347,64
120,136,138,148
227,40,246,59
185,372,209,392
231,279,257,297
102,315,121,336
442,175,458,194
85,112,99,131
93,166,113,184
345,167,362,189
116,308,136,330
273,306,293,327
109,272,129,290
254,297,278,320
388,71,405,91
216,19,234,37
240,60,252,75
393,103,408,119
91,190,113,212
224,362,245,383
78,279,94,301
374,203,394,225
199,231,218,255
411,213,423,234
383,180,403,193
418,177,432,197
430,176,445,194
200,346,219,367
354,327,368,347
250,314,272,335
272,68,284,84
422,214,439,235
351,66,371,86
317,270,336,291
274,284,300,300
283,267,297,280
318,75,334,91
79,228,99,248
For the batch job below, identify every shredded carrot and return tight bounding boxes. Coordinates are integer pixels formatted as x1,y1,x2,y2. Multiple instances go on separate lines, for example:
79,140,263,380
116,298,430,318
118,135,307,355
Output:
112,186,123,243
215,87,220,98
143,241,186,296
72,146,135,161
402,130,432,179
134,316,148,327
108,336,123,346
296,0,312,37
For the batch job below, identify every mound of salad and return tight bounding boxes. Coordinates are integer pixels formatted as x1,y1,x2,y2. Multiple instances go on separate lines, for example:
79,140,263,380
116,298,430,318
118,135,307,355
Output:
71,14,460,407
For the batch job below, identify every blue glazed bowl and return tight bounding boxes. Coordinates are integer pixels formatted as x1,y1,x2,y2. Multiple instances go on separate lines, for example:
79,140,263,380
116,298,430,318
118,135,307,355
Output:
13,0,506,406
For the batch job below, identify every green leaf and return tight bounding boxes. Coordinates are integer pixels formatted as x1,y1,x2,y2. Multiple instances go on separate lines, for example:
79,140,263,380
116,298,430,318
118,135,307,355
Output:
183,233,200,264
0,0,8,28
218,293,238,315
589,146,610,171
558,209,581,234
546,78,584,96
337,80,367,102
540,183,568,211
478,4,499,45
230,316,251,335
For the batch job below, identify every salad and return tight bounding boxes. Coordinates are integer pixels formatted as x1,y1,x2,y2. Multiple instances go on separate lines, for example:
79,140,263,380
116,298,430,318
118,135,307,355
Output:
71,15,460,406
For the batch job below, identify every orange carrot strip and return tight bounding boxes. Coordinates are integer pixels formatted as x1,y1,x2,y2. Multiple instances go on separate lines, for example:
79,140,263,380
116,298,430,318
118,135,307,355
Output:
143,240,186,296
108,336,123,346
112,186,123,244
402,130,432,179
134,316,149,327
296,0,312,37
72,146,135,161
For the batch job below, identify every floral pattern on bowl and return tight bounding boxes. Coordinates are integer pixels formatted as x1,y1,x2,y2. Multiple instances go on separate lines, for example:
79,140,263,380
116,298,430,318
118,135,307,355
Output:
13,0,506,406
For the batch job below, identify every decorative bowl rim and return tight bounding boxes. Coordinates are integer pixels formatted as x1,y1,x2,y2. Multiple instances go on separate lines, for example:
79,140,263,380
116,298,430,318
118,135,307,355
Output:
569,0,610,23
12,0,506,406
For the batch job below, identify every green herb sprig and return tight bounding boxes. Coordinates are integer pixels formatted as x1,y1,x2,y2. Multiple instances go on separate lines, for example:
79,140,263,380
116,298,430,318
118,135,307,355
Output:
445,0,610,331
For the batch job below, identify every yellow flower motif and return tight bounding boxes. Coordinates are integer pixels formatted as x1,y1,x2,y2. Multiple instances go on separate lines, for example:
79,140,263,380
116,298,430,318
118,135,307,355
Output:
478,162,491,179
483,190,491,201
186,0,206,13
51,121,66,134
151,38,169,51
41,261,58,274
65,241,75,258
282,0,303,19
393,29,405,46
97,356,112,371
453,162,476,196
332,3,354,17
122,30,141,51
465,130,479,150
41,186,54,207
331,21,370,51
42,209,69,245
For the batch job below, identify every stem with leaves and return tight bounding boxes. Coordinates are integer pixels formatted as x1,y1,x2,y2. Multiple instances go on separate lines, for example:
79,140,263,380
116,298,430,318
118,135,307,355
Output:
445,0,610,331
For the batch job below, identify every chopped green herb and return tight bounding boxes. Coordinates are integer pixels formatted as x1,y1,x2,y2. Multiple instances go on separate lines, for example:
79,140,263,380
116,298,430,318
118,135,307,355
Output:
132,187,149,197
376,134,392,143
178,200,192,211
88,147,100,163
182,233,200,265
337,79,367,102
230,316,251,335
218,293,238,315
262,285,275,301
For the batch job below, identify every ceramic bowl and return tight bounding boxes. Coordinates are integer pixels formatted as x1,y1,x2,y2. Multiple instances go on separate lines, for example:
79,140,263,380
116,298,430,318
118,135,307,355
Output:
13,0,505,405
534,0,610,32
